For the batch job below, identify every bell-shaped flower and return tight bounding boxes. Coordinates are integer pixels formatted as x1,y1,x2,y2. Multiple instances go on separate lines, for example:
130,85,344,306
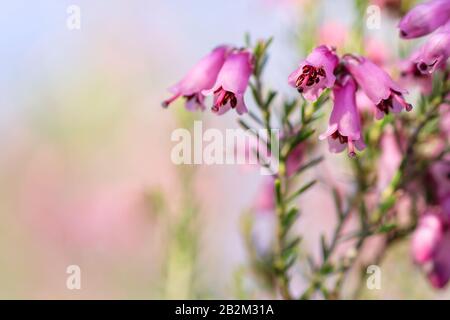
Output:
162,46,230,111
203,50,253,115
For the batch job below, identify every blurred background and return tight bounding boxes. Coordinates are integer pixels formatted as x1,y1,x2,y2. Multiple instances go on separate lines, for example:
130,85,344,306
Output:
0,0,447,299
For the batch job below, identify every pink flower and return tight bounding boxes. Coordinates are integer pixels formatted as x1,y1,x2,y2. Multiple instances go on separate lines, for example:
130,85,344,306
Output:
318,21,348,48
412,203,450,289
428,231,450,288
162,46,230,110
203,50,253,115
400,50,433,94
440,101,450,139
429,159,450,201
414,23,450,74
286,143,305,176
254,178,275,214
319,76,365,157
398,0,450,39
411,214,444,264
288,45,339,101
344,56,412,119
377,127,403,191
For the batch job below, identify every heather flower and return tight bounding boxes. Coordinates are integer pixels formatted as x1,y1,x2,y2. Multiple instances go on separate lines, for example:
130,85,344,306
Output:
285,143,304,176
398,0,450,39
318,21,348,48
400,50,433,94
411,213,444,264
319,76,365,157
414,23,450,74
162,46,230,110
203,50,253,115
288,45,339,101
344,56,412,119
427,232,450,288
377,127,403,191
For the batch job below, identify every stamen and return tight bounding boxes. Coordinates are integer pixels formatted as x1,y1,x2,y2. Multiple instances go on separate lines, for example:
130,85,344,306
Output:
347,140,356,158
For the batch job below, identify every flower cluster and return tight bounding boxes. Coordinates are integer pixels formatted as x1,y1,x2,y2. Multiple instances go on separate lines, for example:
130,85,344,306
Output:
162,46,254,115
399,0,450,91
288,46,411,157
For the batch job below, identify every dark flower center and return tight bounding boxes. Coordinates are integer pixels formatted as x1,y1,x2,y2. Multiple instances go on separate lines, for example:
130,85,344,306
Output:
295,65,326,92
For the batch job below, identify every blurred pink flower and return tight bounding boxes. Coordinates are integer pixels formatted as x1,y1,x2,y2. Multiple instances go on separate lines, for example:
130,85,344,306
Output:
377,127,403,191
411,213,443,264
412,206,450,289
344,55,412,119
254,177,275,214
365,38,390,66
162,45,230,110
428,231,450,288
439,101,450,139
355,90,376,113
319,76,365,157
286,142,305,176
318,21,348,48
429,159,450,201
400,49,433,95
398,0,450,39
203,50,253,115
288,45,339,101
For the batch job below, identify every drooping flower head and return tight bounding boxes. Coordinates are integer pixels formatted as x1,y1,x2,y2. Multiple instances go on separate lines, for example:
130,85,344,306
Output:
319,76,365,157
288,45,339,101
203,50,253,115
414,22,450,74
344,55,412,120
398,0,450,39
162,46,230,111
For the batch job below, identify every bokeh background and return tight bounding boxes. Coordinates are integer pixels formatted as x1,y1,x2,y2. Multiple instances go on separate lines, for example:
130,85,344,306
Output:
0,0,447,299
